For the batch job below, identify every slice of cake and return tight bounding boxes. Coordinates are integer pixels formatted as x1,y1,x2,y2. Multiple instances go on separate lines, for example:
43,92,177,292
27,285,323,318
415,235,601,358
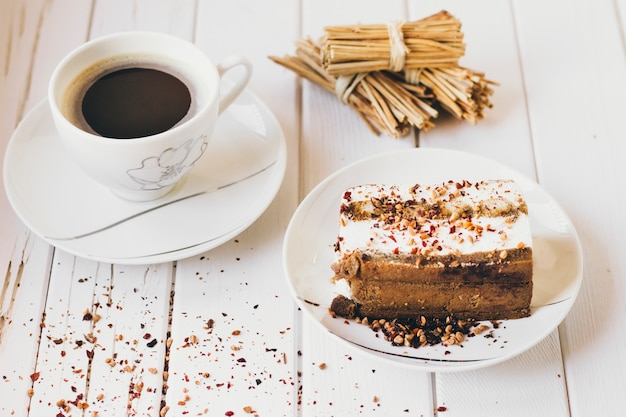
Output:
330,179,533,321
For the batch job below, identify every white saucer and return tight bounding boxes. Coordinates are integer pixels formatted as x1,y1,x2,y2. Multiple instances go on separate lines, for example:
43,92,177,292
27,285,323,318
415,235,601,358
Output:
4,89,286,264
283,148,583,372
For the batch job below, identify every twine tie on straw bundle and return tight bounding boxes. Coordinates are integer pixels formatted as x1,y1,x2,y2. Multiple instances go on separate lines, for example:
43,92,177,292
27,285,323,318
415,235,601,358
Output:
404,68,422,85
386,21,408,72
335,73,367,104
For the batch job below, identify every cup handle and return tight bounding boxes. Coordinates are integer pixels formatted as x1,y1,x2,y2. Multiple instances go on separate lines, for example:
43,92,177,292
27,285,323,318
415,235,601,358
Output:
216,55,253,115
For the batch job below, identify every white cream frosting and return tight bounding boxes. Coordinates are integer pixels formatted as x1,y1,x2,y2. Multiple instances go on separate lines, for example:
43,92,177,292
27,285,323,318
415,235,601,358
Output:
335,180,532,258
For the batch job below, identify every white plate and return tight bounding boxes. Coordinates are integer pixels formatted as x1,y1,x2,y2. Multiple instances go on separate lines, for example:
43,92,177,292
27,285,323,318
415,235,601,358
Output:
4,89,286,264
283,148,583,372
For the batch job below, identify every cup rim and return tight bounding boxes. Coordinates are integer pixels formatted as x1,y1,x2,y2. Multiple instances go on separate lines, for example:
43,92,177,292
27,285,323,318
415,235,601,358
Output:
48,30,219,144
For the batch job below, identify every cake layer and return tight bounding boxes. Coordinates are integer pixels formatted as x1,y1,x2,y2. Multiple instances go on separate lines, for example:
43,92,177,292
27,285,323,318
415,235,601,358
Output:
332,247,533,284
331,248,532,320
351,278,530,318
335,180,532,258
331,291,531,321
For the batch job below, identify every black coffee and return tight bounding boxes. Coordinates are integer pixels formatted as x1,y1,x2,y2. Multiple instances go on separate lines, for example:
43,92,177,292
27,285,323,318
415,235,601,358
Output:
81,67,192,139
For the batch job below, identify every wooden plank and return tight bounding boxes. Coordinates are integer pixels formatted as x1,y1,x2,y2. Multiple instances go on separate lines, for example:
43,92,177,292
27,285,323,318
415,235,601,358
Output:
411,2,571,416
514,0,626,415
163,0,301,415
299,0,420,196
435,334,569,417
85,262,173,416
28,254,173,416
412,0,536,178
300,327,435,417
165,232,298,416
0,239,53,417
0,0,51,291
0,1,92,415
298,1,435,416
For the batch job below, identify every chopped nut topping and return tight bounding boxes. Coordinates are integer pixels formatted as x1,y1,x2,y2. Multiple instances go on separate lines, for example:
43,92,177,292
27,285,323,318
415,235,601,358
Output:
351,314,493,350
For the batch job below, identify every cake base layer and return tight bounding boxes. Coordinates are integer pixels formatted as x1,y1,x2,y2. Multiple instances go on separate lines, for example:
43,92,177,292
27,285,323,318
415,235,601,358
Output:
331,290,531,321
331,247,533,321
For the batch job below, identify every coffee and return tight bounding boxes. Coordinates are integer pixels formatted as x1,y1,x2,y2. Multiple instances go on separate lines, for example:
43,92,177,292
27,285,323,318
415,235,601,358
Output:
62,56,197,139
82,67,191,139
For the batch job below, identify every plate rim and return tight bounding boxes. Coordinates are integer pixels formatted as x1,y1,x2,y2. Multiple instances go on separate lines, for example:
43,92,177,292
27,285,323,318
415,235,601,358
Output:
283,147,583,372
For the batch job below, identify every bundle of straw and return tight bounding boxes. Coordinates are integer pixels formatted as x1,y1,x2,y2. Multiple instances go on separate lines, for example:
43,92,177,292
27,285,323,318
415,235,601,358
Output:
269,11,497,138
323,11,465,75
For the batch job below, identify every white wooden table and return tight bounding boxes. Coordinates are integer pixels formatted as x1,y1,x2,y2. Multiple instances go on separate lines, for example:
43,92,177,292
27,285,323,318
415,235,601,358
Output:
1,1,624,416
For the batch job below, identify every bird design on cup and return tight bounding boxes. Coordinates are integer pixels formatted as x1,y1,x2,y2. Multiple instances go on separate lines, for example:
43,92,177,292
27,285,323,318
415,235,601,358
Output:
127,135,208,191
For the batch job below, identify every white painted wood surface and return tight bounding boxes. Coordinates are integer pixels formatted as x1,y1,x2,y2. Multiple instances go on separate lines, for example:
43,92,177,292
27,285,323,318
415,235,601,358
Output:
1,0,624,416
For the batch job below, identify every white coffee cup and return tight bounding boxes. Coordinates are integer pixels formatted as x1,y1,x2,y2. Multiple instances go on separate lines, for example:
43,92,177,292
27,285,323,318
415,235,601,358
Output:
49,31,252,201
